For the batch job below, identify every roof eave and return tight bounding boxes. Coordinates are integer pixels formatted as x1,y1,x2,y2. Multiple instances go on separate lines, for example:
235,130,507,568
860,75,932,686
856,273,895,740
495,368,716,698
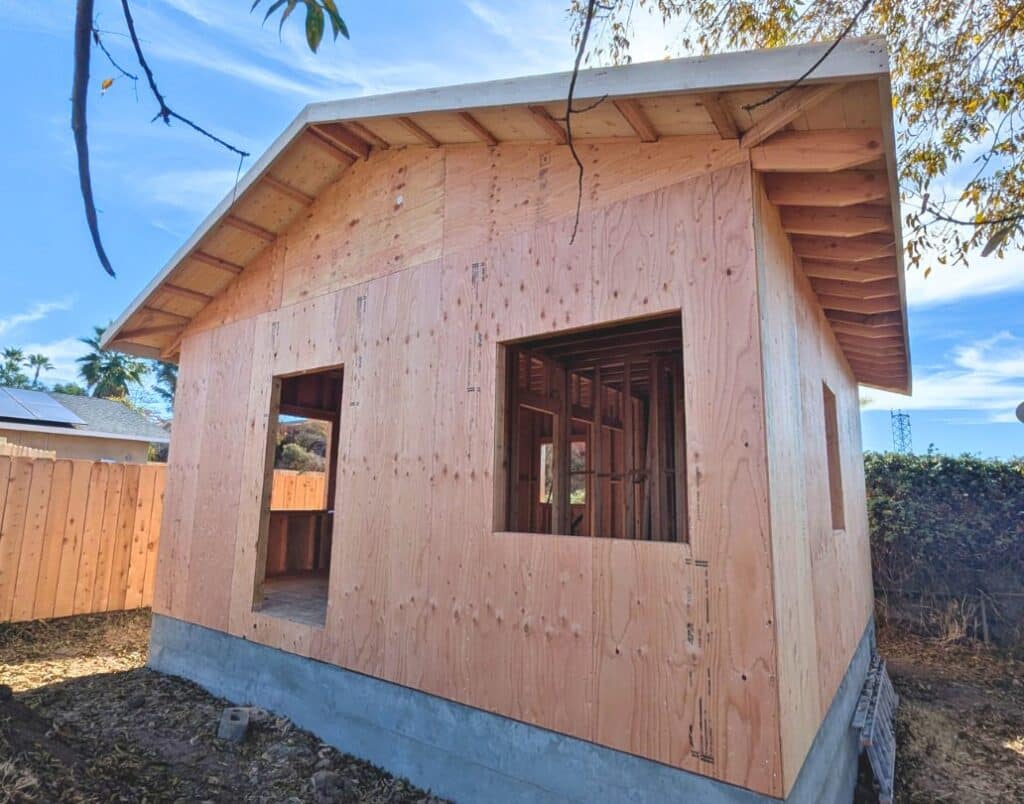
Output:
101,36,891,353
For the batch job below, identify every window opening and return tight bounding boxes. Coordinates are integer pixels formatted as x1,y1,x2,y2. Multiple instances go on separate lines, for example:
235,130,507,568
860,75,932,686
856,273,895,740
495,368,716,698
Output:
501,312,687,541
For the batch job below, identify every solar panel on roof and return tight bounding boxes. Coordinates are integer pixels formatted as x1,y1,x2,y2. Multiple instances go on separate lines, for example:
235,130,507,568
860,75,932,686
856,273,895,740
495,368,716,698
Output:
0,388,86,425
0,388,32,419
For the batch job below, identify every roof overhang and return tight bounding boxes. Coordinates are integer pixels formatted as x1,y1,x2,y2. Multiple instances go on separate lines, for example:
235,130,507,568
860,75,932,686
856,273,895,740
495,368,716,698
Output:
0,419,169,444
102,36,910,393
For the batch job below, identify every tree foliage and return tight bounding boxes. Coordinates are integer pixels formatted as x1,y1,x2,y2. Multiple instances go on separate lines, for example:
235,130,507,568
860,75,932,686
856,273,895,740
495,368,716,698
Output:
76,325,149,400
571,0,1024,269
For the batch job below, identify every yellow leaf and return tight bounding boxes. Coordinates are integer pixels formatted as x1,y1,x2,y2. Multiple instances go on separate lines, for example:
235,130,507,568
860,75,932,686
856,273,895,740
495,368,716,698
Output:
101,77,114,92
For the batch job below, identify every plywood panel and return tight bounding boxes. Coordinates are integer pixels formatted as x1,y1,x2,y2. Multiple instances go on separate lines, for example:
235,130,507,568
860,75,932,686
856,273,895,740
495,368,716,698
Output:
753,177,823,794
158,143,795,795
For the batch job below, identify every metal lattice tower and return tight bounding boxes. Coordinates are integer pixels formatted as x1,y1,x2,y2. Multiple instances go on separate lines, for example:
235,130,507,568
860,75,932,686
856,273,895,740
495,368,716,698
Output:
891,409,912,453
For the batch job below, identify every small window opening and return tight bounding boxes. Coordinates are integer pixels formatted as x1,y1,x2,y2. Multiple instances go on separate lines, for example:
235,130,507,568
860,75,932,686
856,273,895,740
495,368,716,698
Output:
254,366,343,626
500,312,687,541
822,382,845,531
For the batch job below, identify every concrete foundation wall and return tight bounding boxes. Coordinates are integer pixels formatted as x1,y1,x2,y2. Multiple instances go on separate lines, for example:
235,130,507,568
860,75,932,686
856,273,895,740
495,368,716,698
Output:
149,615,874,803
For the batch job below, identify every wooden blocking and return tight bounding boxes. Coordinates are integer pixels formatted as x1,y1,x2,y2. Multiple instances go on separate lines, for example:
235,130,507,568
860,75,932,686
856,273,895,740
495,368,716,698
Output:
613,99,659,142
739,84,842,149
160,283,214,306
262,174,316,205
780,204,892,238
345,121,390,150
191,250,245,275
790,233,896,262
801,257,895,282
763,170,888,206
305,128,358,164
750,128,884,172
527,105,568,144
697,93,739,139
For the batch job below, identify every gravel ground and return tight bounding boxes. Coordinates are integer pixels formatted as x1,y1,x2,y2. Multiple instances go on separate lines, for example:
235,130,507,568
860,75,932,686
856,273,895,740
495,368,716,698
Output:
0,610,445,804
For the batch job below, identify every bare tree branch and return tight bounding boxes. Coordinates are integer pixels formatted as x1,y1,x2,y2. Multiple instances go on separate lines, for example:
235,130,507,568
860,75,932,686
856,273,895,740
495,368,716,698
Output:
567,0,600,245
742,0,874,112
120,0,250,159
72,0,115,277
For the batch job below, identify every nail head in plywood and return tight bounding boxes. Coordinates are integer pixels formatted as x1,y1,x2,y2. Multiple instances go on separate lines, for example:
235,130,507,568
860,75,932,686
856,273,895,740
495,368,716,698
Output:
262,174,315,206
190,251,245,275
751,128,884,172
739,84,843,149
613,98,659,142
790,233,896,262
223,215,277,243
311,122,372,160
397,116,441,148
780,204,892,238
527,105,568,145
457,111,499,146
697,93,739,139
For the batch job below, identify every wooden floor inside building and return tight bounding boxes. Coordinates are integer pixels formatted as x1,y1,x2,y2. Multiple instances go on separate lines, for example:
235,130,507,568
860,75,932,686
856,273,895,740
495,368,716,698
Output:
258,573,328,627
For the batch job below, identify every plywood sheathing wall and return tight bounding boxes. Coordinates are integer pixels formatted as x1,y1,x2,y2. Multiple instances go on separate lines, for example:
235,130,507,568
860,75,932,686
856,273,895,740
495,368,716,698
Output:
155,139,788,795
754,176,875,795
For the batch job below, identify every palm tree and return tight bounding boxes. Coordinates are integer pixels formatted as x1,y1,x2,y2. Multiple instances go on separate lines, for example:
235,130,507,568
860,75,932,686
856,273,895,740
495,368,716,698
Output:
151,360,178,406
26,353,53,388
77,326,149,400
0,347,29,388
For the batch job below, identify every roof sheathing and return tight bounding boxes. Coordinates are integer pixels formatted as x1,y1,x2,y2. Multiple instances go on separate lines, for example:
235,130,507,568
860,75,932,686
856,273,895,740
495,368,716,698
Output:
102,37,909,392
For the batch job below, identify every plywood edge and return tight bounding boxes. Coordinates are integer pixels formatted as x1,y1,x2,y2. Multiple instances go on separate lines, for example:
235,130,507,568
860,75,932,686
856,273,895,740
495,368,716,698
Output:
750,170,818,796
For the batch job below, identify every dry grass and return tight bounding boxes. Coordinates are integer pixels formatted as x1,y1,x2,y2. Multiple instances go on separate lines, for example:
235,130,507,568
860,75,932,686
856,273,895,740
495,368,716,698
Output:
879,626,1024,803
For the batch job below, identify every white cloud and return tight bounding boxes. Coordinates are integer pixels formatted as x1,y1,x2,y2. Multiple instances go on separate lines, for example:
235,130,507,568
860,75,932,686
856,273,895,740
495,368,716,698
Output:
16,337,90,386
863,331,1024,423
905,250,1024,308
141,168,242,213
0,299,74,337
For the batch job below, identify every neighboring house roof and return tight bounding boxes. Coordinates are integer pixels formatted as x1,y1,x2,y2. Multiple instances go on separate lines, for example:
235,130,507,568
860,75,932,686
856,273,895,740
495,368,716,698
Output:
100,36,910,393
0,388,169,444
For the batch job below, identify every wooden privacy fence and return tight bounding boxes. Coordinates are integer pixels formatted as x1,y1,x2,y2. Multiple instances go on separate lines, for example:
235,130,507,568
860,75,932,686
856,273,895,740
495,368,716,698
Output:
0,458,327,624
0,437,56,459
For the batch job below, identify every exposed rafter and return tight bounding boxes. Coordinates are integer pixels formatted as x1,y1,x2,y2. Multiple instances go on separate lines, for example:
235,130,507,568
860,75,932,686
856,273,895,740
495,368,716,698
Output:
780,204,892,238
457,111,499,146
160,284,214,305
751,129,884,172
305,128,357,163
223,215,276,243
345,121,390,150
764,170,888,206
311,122,371,160
190,251,244,274
262,175,315,206
397,116,441,148
613,99,659,142
697,93,739,139
791,233,896,262
739,84,841,149
527,105,568,145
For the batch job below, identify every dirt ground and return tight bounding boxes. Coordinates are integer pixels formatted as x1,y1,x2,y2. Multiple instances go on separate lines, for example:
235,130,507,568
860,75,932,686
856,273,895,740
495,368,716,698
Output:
876,625,1024,803
1,612,1021,803
0,611,445,803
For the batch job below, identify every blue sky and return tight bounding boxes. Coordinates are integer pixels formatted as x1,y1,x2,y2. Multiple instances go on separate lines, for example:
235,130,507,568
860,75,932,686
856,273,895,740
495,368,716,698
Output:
0,1,1021,456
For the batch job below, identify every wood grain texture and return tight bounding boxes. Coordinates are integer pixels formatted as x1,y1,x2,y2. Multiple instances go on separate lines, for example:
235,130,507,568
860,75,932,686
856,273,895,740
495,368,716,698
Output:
753,174,874,793
153,146,798,795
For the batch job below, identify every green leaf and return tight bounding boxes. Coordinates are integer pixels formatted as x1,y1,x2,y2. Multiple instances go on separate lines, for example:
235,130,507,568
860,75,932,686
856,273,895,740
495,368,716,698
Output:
322,0,349,39
305,2,325,52
277,0,299,34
